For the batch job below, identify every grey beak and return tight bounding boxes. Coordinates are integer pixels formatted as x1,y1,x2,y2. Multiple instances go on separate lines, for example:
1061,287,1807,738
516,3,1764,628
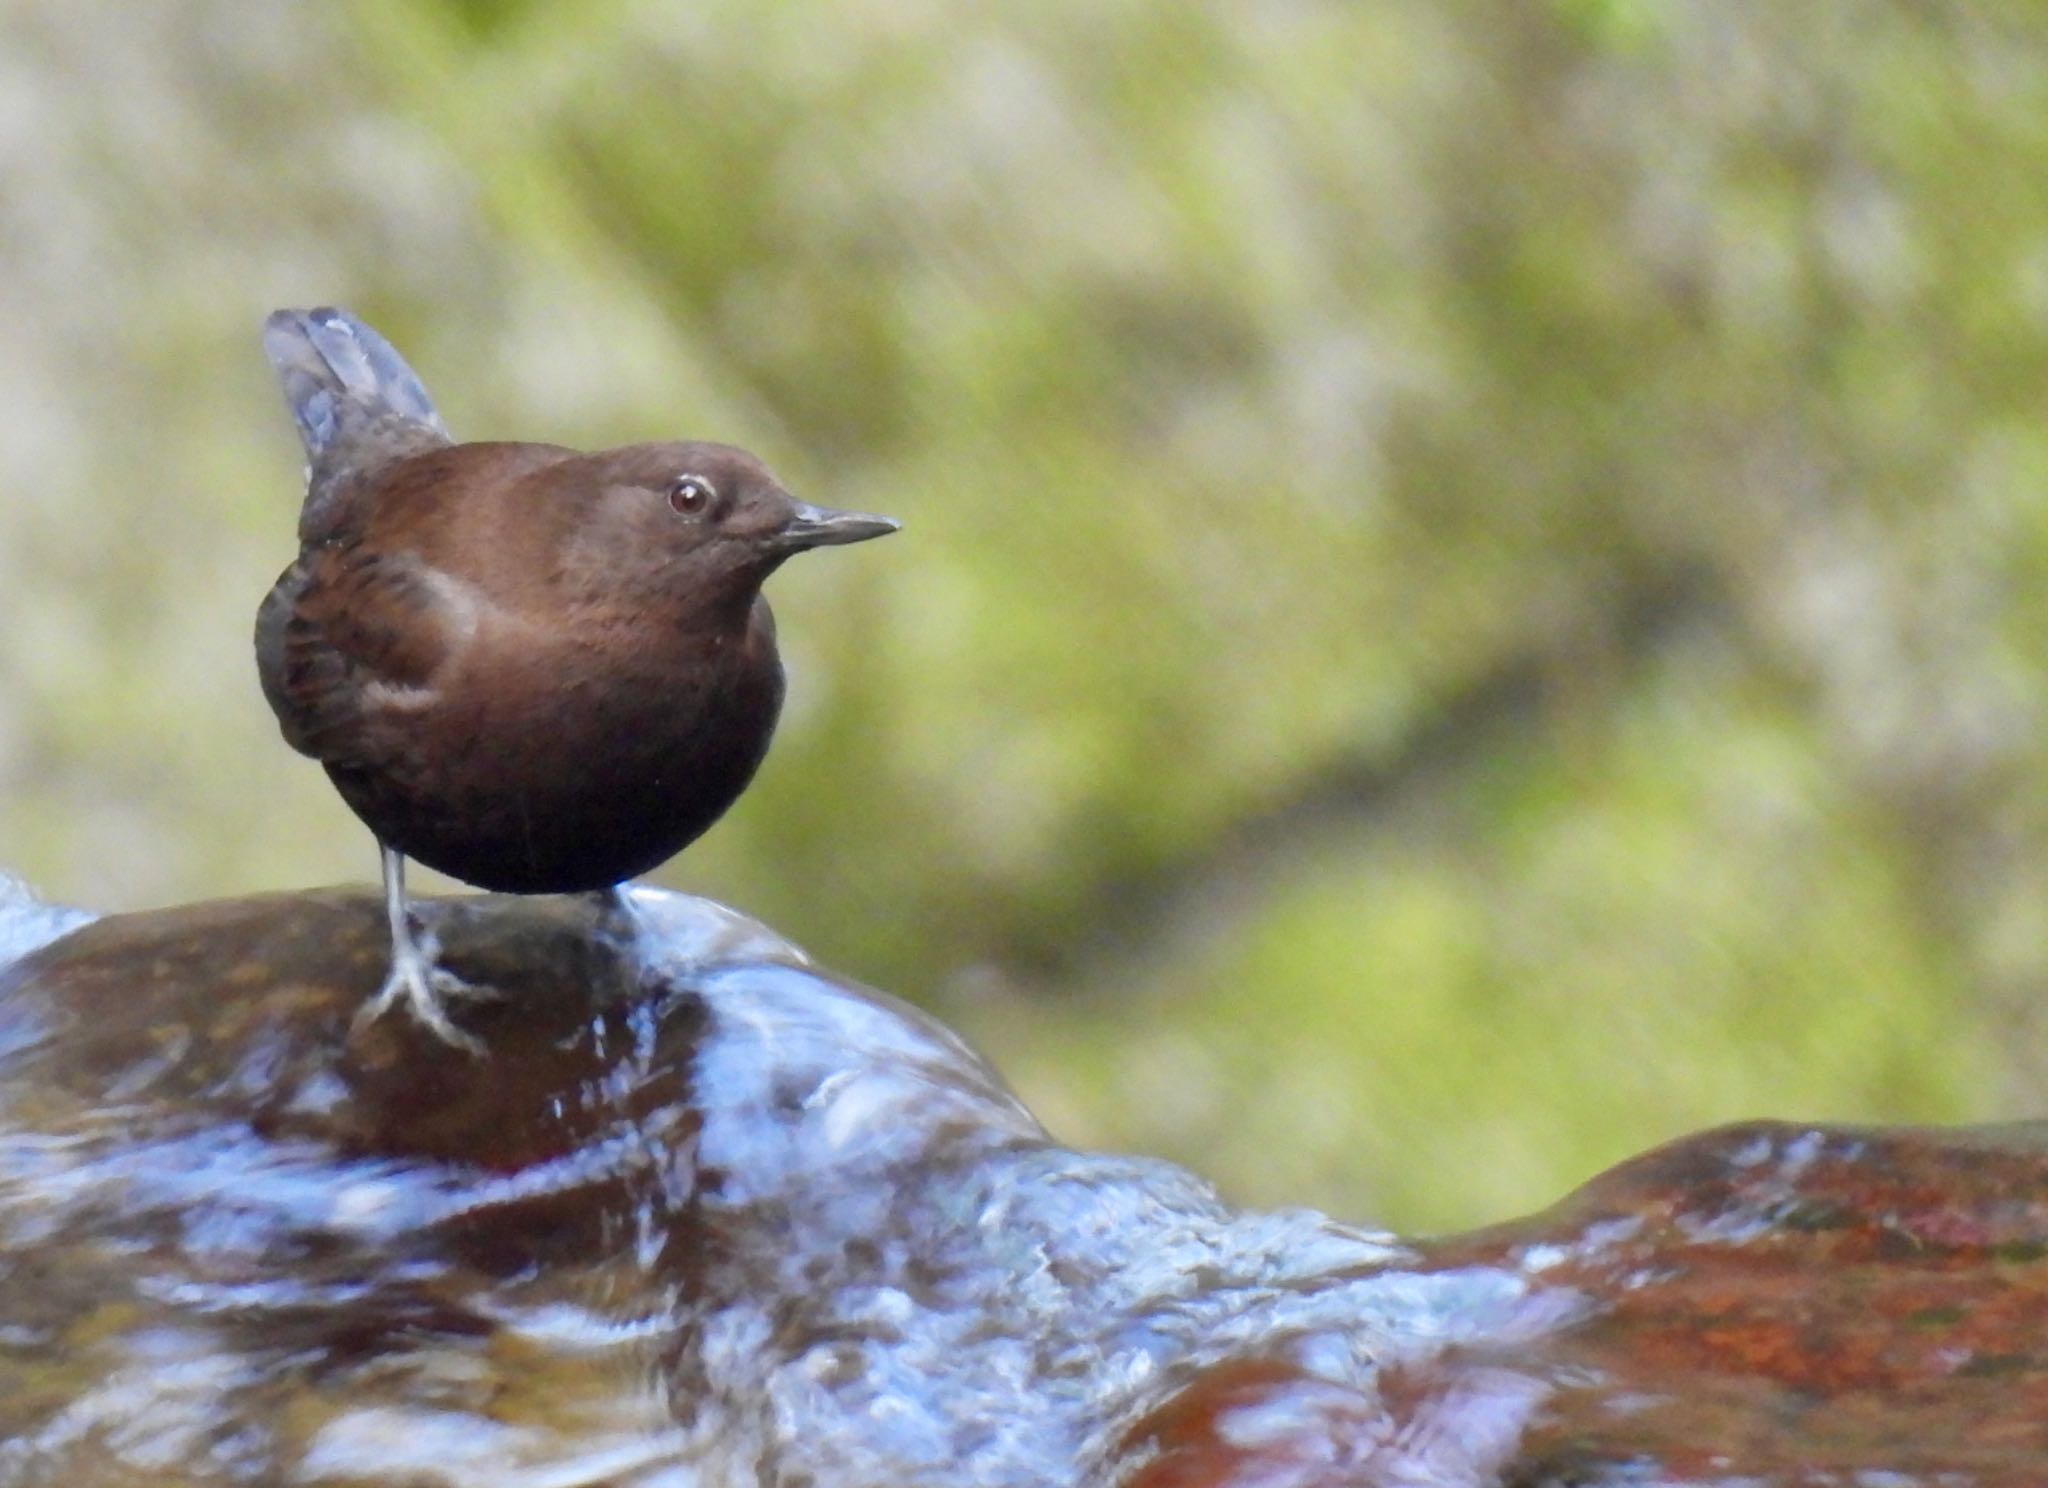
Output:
776,501,901,551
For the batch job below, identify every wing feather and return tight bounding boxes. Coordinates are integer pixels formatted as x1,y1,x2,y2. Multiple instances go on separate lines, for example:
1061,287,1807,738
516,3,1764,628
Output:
254,544,468,770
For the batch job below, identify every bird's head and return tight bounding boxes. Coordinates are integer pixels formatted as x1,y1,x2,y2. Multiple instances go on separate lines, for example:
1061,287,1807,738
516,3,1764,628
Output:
553,441,898,616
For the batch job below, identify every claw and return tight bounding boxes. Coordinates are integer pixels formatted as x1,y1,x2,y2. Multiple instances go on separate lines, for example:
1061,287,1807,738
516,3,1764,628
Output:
354,942,487,1055
357,844,492,1055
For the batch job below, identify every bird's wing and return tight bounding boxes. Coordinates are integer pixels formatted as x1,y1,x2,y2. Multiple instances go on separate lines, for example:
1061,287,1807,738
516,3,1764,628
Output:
254,544,472,769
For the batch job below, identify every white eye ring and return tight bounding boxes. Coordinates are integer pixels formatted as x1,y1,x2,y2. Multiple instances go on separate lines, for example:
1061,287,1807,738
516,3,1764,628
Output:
667,475,716,515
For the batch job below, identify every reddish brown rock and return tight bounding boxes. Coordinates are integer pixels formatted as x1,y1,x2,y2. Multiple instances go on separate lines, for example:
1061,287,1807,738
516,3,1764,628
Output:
1413,1119,2048,1485
0,880,2040,1485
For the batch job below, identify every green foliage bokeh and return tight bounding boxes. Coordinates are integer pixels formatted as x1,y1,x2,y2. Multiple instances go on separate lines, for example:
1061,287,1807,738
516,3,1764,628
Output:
0,0,2043,1230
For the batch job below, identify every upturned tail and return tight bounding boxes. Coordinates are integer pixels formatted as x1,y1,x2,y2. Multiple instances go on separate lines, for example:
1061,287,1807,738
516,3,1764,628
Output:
263,307,453,540
263,307,448,458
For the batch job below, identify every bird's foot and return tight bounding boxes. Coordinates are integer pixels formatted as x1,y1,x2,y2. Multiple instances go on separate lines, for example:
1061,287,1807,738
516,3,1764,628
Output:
578,884,633,929
355,925,496,1055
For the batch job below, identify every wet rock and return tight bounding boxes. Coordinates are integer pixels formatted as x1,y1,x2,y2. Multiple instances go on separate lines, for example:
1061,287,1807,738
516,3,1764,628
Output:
0,878,2041,1485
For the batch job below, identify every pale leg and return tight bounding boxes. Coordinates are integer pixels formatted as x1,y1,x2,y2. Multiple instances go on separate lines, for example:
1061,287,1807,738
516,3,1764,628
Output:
356,844,489,1054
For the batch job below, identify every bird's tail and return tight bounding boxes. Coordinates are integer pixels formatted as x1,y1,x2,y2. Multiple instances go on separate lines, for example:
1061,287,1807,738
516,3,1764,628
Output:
262,307,451,465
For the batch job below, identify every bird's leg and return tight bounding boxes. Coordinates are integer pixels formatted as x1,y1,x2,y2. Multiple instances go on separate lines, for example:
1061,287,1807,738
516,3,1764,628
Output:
356,844,490,1054
576,883,641,948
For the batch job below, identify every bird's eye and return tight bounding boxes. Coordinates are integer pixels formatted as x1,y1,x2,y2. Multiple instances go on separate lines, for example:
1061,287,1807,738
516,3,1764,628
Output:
667,475,716,516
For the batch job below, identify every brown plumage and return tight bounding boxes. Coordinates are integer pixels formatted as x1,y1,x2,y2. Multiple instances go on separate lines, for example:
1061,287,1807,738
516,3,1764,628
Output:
256,308,896,1047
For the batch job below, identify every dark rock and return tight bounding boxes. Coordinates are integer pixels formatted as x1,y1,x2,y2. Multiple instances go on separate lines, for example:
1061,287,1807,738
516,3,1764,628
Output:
0,879,2041,1485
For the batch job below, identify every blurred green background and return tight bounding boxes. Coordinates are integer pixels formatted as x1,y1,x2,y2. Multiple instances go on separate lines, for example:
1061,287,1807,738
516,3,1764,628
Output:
1,1,2043,1233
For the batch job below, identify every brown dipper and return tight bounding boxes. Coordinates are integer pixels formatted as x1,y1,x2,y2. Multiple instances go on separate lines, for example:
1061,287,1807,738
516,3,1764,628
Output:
255,308,896,1048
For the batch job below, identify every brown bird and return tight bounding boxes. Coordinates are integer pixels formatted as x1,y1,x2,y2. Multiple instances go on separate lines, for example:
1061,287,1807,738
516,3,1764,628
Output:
256,307,896,1049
